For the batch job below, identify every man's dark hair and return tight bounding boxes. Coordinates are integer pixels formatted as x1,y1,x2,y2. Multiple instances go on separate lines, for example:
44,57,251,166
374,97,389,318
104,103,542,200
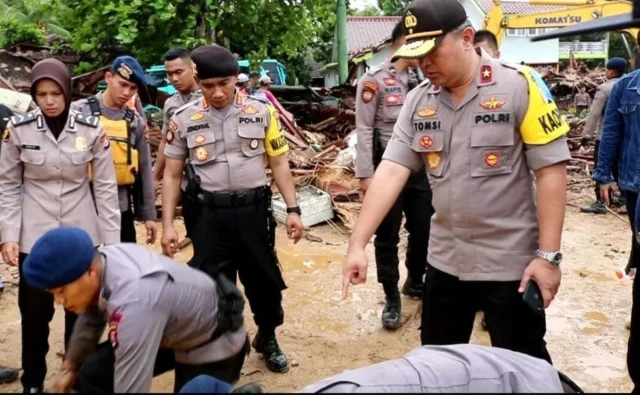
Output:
163,48,191,62
473,30,499,53
391,22,404,44
249,72,261,78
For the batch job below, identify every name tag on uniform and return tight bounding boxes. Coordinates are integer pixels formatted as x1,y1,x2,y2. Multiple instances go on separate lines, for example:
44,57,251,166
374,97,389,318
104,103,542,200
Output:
21,144,40,150
413,120,442,131
239,116,265,125
186,123,210,134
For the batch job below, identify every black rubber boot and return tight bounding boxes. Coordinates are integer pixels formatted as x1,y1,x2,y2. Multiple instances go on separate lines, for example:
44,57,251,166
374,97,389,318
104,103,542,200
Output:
381,283,401,330
580,200,607,214
252,331,289,373
0,366,17,384
401,276,424,299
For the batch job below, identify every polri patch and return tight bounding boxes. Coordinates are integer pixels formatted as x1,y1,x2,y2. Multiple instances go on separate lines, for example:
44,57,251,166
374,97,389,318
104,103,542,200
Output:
426,152,441,170
166,130,174,144
108,312,123,349
2,129,9,143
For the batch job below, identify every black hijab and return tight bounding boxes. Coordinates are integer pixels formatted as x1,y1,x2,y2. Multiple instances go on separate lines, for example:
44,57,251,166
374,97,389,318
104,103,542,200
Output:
30,59,72,139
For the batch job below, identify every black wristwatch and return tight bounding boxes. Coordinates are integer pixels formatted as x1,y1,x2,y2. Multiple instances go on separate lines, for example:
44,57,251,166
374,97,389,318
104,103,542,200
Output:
286,206,301,215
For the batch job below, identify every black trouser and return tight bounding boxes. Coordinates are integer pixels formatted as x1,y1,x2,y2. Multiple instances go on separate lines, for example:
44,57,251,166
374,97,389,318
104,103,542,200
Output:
190,190,286,333
18,253,77,388
592,140,620,201
181,190,197,239
420,264,552,363
120,209,137,243
75,338,249,393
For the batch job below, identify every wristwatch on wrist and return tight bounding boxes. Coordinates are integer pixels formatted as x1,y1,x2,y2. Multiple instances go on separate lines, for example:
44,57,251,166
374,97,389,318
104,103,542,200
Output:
286,206,301,215
536,249,563,266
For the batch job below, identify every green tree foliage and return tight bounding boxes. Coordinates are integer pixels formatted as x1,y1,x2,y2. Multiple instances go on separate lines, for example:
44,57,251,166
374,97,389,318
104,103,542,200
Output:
0,0,70,37
351,5,381,16
377,0,410,15
0,17,46,48
62,0,337,73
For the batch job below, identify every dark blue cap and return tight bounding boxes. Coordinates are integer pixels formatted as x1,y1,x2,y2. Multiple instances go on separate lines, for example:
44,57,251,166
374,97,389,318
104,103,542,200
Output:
606,57,627,71
111,55,145,88
23,227,95,289
179,375,233,393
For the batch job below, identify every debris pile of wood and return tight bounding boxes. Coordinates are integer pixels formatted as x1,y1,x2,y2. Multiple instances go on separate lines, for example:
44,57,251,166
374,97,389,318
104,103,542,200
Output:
541,65,607,109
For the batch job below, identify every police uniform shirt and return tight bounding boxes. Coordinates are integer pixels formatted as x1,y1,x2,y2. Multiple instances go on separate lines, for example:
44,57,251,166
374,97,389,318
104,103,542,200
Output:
583,78,620,140
161,91,202,137
72,92,157,221
298,344,564,393
66,243,248,393
0,109,121,252
355,61,415,178
383,48,571,281
163,91,289,193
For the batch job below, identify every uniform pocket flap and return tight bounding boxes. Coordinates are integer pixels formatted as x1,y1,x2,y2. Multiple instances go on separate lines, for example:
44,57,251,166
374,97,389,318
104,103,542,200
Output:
470,128,515,147
238,125,265,139
71,151,93,165
19,150,45,165
411,131,444,152
186,132,216,148
618,104,637,114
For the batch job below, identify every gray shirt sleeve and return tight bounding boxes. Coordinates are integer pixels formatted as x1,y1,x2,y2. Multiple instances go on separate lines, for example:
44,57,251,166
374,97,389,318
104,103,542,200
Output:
163,114,188,161
133,114,157,221
90,124,121,245
354,76,380,179
583,87,607,139
112,304,169,393
66,305,107,366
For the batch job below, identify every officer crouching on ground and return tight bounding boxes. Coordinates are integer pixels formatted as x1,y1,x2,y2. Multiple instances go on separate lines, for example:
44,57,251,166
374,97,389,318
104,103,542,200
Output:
161,45,304,374
355,21,434,330
73,56,157,245
344,0,570,361
23,227,249,394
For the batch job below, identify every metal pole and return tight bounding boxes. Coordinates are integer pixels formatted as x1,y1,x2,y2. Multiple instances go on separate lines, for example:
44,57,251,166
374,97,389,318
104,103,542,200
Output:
337,0,348,85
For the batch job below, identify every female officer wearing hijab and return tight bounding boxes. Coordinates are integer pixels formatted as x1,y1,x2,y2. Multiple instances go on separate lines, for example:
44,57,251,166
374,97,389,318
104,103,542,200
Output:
0,58,121,393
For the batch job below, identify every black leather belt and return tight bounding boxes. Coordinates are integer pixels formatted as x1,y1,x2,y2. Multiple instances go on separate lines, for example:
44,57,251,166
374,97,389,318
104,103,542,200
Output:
198,187,265,208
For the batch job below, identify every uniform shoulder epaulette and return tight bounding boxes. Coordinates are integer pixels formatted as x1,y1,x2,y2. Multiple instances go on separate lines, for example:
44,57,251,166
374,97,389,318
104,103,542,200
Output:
174,99,199,116
10,112,37,126
75,112,99,128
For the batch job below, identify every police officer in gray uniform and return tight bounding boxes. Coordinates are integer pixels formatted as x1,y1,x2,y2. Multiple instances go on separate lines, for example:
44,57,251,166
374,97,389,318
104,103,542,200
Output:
22,227,249,394
162,45,304,374
73,56,157,245
580,57,627,214
344,0,570,361
0,58,121,393
299,344,566,393
355,22,434,330
153,48,201,238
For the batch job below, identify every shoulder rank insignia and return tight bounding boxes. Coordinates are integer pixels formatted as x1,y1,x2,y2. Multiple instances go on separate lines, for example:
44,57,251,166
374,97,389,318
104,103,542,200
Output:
10,113,36,127
75,114,99,128
480,65,493,84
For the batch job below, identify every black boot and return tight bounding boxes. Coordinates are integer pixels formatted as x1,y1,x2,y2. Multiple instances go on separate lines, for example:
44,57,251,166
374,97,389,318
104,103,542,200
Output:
401,275,424,299
252,330,289,373
580,200,607,214
381,284,401,330
0,366,17,384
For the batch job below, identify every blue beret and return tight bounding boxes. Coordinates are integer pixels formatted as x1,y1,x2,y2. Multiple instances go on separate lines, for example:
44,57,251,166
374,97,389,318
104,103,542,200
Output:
179,375,233,393
111,55,145,88
606,57,627,71
23,227,95,289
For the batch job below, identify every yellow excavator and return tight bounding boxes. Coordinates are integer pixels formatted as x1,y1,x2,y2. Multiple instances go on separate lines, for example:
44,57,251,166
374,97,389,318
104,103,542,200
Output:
483,0,638,59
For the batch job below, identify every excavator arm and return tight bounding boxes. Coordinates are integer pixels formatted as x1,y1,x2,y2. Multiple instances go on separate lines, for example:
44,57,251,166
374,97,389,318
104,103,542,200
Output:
484,0,637,49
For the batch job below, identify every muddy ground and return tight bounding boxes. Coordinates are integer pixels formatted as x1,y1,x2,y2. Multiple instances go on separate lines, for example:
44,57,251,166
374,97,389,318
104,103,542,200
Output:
0,191,635,393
